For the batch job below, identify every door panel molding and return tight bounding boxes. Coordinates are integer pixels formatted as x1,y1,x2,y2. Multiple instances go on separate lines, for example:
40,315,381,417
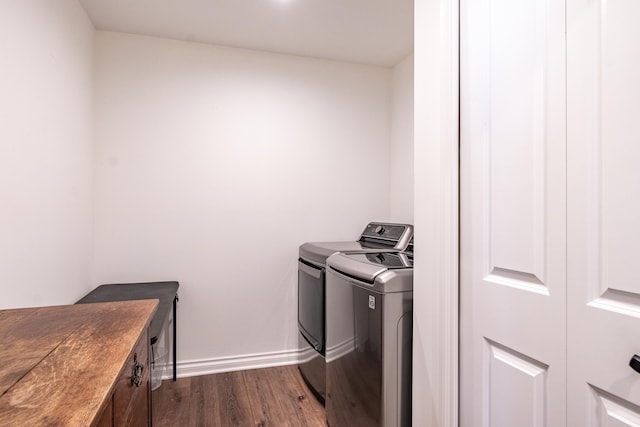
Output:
485,267,548,296
487,0,549,285
589,289,640,319
575,0,640,303
589,385,640,426
485,339,548,427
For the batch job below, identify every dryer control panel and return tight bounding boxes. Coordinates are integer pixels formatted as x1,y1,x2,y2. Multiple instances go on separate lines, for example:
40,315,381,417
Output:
358,222,413,250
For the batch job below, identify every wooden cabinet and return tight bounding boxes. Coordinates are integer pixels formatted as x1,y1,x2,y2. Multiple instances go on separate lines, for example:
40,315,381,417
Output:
97,329,151,427
0,300,157,427
97,399,114,427
115,329,151,426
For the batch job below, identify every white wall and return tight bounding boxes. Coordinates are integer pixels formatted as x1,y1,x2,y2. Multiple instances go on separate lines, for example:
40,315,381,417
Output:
92,31,393,372
390,54,414,224
0,0,95,309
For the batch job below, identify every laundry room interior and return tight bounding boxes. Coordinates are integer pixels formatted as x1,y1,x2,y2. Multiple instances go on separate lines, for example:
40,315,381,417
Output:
4,0,636,425
1,0,460,425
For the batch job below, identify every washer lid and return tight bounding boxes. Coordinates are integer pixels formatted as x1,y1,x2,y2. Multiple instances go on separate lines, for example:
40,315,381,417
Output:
356,252,412,269
327,251,413,285
299,241,382,266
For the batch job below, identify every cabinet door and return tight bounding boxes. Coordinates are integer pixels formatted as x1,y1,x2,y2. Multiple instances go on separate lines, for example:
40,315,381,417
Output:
114,330,150,426
96,397,113,427
567,0,640,423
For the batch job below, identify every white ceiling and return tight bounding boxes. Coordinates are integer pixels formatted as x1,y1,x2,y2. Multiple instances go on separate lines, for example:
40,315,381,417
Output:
79,0,414,67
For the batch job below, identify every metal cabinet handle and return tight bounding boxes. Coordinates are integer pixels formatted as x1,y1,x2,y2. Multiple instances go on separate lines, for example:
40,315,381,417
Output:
131,352,144,387
629,355,640,374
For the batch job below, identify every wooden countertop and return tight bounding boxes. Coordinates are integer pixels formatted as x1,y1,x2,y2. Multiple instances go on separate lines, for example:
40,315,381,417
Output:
0,299,158,426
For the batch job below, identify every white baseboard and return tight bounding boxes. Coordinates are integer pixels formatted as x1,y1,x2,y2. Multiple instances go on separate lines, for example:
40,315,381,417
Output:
325,338,354,363
158,348,310,380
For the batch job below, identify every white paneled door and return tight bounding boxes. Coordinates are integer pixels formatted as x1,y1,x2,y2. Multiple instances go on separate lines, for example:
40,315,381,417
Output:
460,0,567,423
462,0,640,424
567,0,640,423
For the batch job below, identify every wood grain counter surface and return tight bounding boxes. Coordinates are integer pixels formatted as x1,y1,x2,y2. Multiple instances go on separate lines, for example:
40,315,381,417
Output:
0,299,158,426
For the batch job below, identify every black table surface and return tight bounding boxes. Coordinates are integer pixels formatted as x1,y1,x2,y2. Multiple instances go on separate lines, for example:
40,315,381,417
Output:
76,281,179,344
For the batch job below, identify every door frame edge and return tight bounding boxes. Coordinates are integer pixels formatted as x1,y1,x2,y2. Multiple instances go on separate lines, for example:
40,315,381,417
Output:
413,0,460,424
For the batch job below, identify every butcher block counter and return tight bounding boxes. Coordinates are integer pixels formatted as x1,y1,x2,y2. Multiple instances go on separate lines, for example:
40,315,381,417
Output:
0,299,158,426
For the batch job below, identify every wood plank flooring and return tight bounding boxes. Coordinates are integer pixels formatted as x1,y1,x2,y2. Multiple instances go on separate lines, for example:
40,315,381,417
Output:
152,365,326,427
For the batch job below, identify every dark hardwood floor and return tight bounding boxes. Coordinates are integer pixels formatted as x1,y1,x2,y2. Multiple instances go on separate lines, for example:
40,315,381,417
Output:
152,365,327,427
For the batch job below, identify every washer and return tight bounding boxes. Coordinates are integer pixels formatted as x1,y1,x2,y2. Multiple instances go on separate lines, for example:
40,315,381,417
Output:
297,222,413,404
325,249,413,427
